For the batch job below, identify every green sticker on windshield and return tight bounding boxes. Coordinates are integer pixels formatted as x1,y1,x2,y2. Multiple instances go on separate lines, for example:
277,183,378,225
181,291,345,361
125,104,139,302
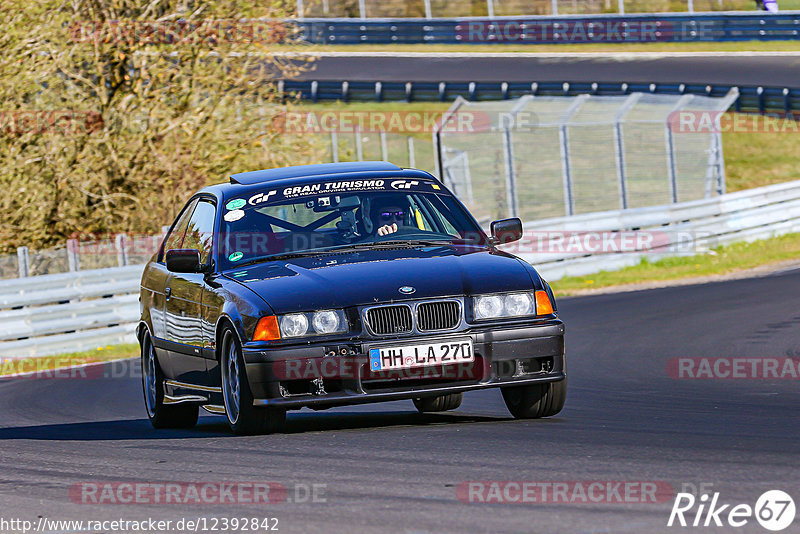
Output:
226,199,246,210
228,252,244,262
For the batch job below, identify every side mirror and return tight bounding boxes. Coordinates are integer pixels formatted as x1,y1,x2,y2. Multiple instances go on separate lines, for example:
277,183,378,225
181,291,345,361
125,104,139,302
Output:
166,249,202,273
490,218,523,245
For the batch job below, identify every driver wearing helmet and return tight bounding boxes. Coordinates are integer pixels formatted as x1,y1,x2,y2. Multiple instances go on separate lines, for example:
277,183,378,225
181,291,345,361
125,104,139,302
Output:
371,194,412,236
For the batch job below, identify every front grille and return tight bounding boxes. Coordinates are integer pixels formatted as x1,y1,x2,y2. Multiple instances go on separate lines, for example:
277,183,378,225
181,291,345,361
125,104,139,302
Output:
366,305,413,335
417,301,461,331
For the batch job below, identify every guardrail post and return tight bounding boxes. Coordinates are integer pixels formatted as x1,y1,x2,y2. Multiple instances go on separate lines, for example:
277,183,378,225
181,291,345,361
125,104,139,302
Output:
358,0,366,19
424,0,432,19
331,131,339,163
408,137,416,168
551,0,558,15
17,246,29,278
487,0,495,18
687,0,694,13
297,0,304,18
67,239,80,272
618,0,625,14
115,233,129,267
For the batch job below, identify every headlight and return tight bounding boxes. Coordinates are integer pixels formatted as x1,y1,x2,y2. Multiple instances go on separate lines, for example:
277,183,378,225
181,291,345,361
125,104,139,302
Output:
312,310,341,334
473,292,535,320
280,314,309,337
278,310,348,338
475,295,504,320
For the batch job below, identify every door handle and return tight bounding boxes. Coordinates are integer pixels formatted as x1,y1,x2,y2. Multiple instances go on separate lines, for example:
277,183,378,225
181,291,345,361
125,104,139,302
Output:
165,287,171,300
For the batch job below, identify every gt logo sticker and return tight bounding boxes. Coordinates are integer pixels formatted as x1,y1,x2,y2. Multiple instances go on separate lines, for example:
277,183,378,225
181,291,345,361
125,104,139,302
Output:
248,190,276,206
390,180,420,190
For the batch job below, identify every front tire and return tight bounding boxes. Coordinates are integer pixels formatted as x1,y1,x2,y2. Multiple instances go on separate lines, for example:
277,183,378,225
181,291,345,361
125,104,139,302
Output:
501,378,567,419
413,393,463,413
140,331,198,429
220,328,286,435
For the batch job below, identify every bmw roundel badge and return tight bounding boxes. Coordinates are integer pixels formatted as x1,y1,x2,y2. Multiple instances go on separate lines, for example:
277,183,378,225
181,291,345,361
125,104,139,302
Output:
399,286,416,295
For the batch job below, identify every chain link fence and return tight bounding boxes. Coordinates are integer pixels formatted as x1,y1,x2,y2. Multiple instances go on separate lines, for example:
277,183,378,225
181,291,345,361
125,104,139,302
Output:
435,90,739,225
297,0,763,18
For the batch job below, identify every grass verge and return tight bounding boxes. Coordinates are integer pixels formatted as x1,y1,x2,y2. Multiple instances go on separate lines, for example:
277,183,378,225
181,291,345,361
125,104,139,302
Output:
550,232,800,296
0,344,139,377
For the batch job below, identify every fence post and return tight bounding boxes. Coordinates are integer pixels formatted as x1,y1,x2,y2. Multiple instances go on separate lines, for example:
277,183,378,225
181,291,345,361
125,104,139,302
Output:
613,93,641,210
17,246,29,278
355,126,363,161
557,94,588,216
501,125,519,218
408,137,416,168
665,94,693,204
380,131,388,161
331,131,339,163
115,233,129,267
67,239,80,272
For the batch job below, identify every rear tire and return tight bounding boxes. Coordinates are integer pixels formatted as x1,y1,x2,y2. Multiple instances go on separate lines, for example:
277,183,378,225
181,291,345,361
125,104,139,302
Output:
140,331,198,429
413,393,463,413
501,378,567,419
221,327,286,435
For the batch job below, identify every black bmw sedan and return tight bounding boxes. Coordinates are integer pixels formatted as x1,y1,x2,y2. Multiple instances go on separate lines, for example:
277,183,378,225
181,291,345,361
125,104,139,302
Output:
137,161,566,434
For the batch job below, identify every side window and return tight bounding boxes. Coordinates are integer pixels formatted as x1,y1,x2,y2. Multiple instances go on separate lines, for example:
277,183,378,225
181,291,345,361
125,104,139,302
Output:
160,199,198,263
182,200,216,264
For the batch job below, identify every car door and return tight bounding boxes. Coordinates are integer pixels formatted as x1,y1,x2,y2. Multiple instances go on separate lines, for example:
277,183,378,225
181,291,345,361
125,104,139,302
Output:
164,198,216,385
148,198,197,375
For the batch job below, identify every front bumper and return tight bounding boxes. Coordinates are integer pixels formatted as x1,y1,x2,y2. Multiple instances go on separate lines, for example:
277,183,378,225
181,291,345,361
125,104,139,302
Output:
243,319,565,409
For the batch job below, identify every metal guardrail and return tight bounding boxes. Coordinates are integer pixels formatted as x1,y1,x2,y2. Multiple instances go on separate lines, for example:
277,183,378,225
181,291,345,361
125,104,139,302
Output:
513,179,800,280
0,265,143,357
283,80,800,116
297,12,800,44
2,180,800,357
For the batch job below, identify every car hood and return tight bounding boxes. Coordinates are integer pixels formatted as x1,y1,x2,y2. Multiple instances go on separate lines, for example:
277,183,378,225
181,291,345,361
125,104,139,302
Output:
223,246,535,313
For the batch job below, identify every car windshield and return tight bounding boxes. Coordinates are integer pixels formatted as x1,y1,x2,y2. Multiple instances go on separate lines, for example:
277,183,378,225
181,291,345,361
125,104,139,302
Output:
219,178,487,269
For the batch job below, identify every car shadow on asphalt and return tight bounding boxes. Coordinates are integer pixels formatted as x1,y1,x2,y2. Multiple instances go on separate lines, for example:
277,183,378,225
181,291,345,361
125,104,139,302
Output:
0,411,513,440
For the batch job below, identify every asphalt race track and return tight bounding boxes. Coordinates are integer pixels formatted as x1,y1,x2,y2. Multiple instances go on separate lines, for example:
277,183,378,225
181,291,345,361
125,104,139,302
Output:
298,52,800,87
1,269,799,533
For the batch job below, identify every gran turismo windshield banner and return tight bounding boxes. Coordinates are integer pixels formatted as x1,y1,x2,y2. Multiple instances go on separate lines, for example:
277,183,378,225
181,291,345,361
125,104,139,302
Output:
224,178,442,212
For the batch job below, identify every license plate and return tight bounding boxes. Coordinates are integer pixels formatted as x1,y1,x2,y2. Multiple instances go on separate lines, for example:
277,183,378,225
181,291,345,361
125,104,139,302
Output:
368,338,474,372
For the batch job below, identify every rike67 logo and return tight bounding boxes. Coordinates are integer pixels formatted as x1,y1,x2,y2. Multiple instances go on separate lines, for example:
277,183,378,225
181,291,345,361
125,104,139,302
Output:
668,490,795,531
